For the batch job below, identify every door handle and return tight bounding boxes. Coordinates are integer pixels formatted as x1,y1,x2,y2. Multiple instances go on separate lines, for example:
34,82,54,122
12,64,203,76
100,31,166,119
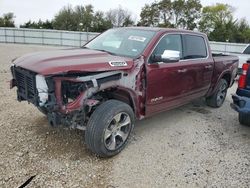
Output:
177,69,187,73
205,65,212,69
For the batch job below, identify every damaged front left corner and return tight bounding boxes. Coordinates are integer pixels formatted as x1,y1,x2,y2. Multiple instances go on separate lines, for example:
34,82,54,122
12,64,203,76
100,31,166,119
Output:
41,70,125,129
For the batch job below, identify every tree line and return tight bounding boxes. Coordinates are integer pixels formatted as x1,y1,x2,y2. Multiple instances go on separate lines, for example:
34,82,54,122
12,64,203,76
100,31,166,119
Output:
0,5,134,33
139,0,250,43
0,1,250,43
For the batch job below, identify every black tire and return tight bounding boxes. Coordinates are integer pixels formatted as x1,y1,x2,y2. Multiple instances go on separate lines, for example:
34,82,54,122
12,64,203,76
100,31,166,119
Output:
239,112,250,126
85,100,135,157
206,79,228,108
37,106,48,115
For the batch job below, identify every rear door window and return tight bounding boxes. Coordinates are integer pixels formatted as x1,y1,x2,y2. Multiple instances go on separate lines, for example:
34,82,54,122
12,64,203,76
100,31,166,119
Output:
183,35,207,59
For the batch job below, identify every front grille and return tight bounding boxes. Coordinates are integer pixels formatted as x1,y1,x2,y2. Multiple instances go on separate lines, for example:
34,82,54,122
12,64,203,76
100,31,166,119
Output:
13,66,38,105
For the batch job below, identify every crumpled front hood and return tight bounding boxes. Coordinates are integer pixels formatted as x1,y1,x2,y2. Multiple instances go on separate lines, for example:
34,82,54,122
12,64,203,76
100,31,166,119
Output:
13,48,134,75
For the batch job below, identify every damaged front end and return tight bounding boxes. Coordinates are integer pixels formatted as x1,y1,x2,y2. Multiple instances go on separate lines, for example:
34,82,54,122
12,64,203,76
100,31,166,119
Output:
11,66,128,130
11,55,146,130
46,71,123,129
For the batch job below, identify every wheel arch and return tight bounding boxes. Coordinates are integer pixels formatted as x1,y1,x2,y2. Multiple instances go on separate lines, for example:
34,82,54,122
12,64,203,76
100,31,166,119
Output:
94,87,140,119
207,70,232,97
221,72,231,87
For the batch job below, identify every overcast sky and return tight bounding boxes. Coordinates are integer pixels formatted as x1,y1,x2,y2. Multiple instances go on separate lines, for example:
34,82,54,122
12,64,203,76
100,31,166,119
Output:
0,0,249,26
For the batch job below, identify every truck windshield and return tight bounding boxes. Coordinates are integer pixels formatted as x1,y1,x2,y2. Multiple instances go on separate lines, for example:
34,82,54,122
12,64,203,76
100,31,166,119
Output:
84,28,156,58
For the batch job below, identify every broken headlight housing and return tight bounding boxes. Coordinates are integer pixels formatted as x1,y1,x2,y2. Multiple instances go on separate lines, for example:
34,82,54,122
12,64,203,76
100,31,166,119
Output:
36,74,48,106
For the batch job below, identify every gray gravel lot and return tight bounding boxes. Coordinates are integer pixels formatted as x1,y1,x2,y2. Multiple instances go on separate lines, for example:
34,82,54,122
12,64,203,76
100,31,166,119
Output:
0,43,249,188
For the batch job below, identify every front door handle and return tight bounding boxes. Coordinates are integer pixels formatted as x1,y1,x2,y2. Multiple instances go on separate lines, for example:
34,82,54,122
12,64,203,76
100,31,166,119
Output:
205,65,212,69
177,69,187,73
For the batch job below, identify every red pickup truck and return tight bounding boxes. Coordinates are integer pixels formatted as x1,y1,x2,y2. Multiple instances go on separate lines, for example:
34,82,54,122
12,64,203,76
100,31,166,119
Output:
10,27,238,157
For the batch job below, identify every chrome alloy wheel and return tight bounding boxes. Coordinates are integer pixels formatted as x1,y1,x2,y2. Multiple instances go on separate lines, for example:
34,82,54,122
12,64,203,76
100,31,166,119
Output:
104,112,131,151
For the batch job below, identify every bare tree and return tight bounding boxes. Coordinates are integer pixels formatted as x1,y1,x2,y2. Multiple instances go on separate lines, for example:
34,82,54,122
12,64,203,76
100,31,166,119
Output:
106,6,134,27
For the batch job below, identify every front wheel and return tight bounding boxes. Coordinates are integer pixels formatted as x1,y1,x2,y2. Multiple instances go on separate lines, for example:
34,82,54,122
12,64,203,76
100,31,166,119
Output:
239,112,250,126
206,79,228,108
85,100,135,157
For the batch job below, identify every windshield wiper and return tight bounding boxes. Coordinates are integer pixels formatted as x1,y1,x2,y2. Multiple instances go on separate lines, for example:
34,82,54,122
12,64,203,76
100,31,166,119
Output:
82,47,117,56
95,49,117,56
81,46,89,49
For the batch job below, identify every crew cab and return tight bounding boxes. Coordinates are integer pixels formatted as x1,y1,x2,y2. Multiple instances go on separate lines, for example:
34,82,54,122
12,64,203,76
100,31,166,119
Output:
10,27,239,157
231,60,250,126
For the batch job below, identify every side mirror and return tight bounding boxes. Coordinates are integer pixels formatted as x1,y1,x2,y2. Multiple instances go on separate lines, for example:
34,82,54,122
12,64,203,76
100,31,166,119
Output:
151,50,180,63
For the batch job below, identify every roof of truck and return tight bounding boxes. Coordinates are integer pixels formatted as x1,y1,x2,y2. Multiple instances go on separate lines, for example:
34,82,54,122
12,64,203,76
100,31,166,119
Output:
117,26,206,36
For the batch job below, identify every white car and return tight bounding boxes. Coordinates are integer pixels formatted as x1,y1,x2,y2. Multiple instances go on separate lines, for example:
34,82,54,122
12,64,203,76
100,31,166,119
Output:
226,44,250,74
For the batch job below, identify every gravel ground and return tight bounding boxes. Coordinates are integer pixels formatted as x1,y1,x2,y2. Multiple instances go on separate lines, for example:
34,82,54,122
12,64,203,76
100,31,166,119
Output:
0,43,249,188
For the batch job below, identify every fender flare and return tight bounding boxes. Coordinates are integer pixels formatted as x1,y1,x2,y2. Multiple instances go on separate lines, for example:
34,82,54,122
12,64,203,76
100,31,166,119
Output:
207,70,232,97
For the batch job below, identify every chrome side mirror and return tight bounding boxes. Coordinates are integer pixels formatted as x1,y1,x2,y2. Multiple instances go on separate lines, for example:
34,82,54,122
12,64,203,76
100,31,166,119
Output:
151,50,180,63
161,50,180,62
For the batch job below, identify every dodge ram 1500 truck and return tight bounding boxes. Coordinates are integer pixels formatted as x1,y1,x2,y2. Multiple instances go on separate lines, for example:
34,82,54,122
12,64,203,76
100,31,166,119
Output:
10,27,239,157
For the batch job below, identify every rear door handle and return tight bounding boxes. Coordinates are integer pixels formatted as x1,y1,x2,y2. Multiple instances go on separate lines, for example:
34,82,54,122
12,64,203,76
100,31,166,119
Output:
205,65,212,69
177,69,187,73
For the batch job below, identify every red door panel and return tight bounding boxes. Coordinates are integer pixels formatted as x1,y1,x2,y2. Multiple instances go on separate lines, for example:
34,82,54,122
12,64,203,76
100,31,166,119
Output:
146,62,188,115
177,59,214,97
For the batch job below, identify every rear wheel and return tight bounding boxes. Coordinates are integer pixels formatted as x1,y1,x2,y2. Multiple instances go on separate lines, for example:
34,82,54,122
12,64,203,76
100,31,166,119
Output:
206,79,228,108
239,112,250,126
85,100,134,157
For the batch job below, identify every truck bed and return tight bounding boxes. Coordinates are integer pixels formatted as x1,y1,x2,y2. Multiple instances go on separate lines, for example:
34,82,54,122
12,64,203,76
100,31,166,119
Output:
213,52,250,71
208,53,239,91
212,53,239,67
